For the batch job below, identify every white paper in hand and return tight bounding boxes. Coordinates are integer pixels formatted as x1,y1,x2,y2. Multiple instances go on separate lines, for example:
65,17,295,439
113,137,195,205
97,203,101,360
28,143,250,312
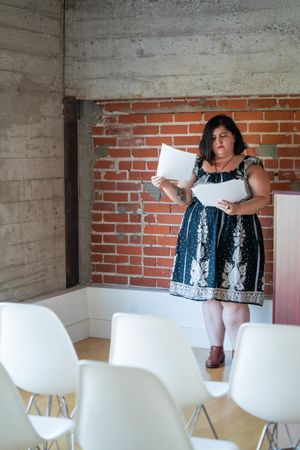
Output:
156,143,196,180
192,179,248,207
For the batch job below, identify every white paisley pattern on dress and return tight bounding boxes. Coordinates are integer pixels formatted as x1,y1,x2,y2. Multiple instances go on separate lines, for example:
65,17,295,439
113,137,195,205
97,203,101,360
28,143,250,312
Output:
190,209,209,287
169,155,265,306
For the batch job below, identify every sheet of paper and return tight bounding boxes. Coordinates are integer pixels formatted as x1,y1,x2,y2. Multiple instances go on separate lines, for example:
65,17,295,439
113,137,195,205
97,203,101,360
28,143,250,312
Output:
192,179,247,207
156,143,196,180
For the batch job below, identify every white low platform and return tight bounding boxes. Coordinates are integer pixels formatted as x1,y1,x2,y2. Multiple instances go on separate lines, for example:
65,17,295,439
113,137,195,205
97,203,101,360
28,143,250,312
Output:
33,285,272,350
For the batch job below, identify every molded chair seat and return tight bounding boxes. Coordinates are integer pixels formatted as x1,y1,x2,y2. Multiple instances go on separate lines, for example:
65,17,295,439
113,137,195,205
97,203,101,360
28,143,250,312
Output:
0,302,79,449
109,312,228,437
228,322,300,450
75,360,239,450
0,361,74,450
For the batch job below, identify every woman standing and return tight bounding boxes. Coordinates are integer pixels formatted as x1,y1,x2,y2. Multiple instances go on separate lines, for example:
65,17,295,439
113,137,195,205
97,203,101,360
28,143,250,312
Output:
151,115,270,368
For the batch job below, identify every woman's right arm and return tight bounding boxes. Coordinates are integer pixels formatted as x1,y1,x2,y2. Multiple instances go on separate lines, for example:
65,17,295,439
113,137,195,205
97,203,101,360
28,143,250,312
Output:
151,175,196,206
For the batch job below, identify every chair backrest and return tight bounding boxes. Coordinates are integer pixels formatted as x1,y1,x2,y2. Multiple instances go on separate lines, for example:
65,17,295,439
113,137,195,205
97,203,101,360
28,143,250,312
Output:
109,312,211,409
0,362,42,450
75,360,195,450
0,303,78,395
228,322,300,423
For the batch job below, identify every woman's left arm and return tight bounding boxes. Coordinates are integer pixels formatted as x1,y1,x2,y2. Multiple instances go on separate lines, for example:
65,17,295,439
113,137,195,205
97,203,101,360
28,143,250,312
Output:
218,164,271,215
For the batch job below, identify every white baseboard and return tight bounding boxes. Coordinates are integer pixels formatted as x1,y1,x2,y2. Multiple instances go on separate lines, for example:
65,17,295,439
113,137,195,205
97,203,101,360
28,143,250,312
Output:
36,285,272,350
34,287,272,350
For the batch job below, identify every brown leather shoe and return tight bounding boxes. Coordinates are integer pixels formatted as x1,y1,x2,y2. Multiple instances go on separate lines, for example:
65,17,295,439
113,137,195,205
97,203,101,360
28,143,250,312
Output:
205,346,225,368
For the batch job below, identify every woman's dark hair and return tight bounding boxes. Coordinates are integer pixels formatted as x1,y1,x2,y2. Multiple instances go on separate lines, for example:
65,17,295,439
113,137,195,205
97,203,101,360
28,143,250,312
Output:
199,114,247,164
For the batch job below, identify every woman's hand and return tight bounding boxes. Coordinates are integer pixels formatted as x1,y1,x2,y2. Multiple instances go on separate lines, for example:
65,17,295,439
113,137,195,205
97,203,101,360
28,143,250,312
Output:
216,200,239,215
151,175,169,190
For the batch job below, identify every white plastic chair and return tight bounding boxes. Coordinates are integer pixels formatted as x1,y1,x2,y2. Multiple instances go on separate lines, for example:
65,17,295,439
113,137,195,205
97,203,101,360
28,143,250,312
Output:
0,361,74,450
109,312,228,437
228,322,300,450
75,360,239,450
0,302,79,449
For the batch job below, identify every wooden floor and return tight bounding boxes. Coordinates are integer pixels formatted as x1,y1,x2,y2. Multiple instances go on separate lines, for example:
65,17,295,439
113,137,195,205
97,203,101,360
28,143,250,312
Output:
20,338,299,450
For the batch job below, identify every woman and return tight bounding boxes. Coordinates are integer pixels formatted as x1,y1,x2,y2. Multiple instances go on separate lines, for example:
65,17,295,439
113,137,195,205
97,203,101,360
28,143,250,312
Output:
151,114,270,368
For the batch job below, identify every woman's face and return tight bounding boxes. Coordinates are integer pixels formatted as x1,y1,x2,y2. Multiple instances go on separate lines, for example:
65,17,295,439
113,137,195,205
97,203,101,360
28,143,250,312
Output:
211,126,235,158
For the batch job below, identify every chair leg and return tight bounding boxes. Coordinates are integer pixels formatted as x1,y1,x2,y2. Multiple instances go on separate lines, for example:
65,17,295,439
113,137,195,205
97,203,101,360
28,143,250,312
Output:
185,405,219,439
202,405,219,439
256,423,281,450
57,396,74,450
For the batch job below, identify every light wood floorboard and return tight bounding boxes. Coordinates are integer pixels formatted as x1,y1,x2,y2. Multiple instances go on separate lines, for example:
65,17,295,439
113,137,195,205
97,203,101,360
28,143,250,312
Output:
19,338,299,450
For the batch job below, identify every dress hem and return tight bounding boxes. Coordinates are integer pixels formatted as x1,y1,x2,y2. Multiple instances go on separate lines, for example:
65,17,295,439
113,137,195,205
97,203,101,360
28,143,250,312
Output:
169,282,264,306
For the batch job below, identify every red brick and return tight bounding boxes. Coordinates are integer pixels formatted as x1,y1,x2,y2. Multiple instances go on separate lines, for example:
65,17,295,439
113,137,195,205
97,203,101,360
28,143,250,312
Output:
160,125,188,134
279,122,300,132
173,135,199,146
143,225,171,234
119,114,145,124
278,98,300,108
94,136,117,146
92,223,115,233
103,102,129,112
147,113,173,123
94,202,115,211
247,98,277,109
144,267,171,278
117,246,142,255
118,137,145,147
116,224,141,233
133,125,159,135
130,256,142,265
248,123,278,133
108,148,131,158
93,264,115,273
143,257,157,266
157,236,177,246
157,279,170,288
103,235,129,244
103,192,128,201
117,266,143,275
157,257,174,267
143,236,157,245
92,275,103,283
91,244,115,253
94,160,115,169
130,277,157,287
264,111,294,121
103,275,128,284
103,213,129,222
132,101,159,110
261,134,292,145
116,182,142,191
146,136,172,146
217,99,247,109
103,171,128,180
131,148,158,158
174,112,202,122
143,203,171,213
144,247,171,256
104,255,128,264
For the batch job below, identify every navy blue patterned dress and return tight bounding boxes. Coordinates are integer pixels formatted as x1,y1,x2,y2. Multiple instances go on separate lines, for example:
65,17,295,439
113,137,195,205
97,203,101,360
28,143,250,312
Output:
169,155,265,306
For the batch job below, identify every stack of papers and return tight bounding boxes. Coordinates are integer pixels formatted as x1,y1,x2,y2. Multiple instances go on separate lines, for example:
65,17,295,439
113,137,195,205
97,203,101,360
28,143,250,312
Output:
156,143,197,180
192,179,247,207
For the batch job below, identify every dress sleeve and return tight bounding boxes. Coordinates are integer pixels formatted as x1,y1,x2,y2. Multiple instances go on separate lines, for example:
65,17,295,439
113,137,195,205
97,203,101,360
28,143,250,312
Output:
243,155,264,172
192,156,203,177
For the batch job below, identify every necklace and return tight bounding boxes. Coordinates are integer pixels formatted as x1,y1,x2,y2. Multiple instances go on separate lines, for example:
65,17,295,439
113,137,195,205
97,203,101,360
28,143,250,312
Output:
214,155,235,173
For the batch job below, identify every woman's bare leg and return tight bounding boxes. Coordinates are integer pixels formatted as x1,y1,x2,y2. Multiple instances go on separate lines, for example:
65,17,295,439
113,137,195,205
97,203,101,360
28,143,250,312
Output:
202,299,225,346
222,302,250,349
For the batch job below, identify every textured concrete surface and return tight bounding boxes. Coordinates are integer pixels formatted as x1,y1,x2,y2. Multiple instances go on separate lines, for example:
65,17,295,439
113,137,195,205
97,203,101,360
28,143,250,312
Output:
0,0,65,301
65,0,300,99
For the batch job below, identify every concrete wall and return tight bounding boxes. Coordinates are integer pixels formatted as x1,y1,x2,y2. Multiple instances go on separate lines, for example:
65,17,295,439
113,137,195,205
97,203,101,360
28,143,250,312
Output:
0,1,65,301
65,0,300,100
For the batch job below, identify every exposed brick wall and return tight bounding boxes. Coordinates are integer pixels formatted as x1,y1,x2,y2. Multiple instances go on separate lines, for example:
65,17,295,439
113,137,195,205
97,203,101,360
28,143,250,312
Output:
91,96,300,298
